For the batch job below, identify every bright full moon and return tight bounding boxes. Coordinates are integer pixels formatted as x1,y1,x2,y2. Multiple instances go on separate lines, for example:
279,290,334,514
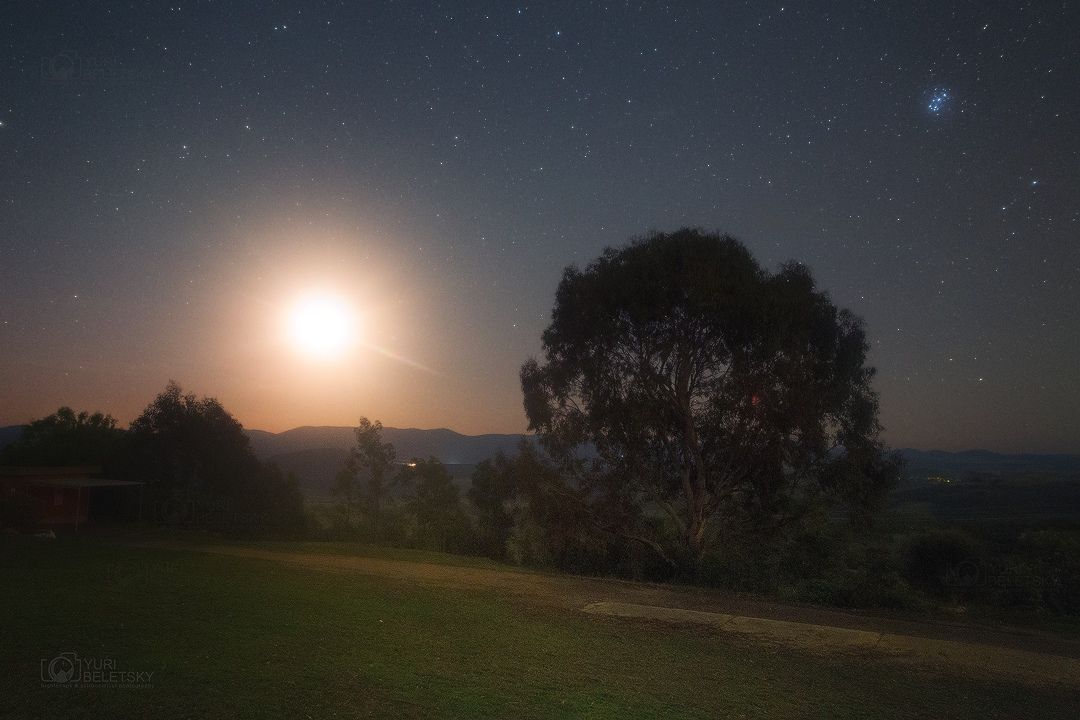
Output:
286,293,356,359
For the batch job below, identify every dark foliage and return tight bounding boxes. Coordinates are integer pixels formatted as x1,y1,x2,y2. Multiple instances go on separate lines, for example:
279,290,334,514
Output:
332,417,398,540
522,229,900,568
467,453,519,558
902,528,981,599
992,530,1080,614
0,407,123,468
471,442,603,571
0,492,41,533
400,457,472,553
123,381,306,534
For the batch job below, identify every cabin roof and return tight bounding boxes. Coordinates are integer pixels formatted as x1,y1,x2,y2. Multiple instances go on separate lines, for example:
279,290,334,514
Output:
0,467,142,486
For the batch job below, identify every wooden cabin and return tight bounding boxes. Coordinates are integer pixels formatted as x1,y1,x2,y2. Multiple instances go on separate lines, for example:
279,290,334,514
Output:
0,466,142,531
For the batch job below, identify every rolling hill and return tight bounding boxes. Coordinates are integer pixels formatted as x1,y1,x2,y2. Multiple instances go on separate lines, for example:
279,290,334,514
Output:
4,422,1079,504
896,448,1080,478
245,426,530,497
245,425,531,464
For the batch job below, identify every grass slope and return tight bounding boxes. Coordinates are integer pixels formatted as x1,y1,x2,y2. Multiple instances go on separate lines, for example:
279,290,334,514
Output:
1,538,1075,719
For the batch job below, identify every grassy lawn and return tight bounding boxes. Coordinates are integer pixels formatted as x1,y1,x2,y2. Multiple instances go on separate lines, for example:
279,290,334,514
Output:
1,538,1075,719
240,539,511,569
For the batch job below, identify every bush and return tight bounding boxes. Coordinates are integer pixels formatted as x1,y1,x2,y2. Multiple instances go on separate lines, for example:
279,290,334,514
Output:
902,528,980,599
695,514,848,592
992,530,1080,614
506,516,549,566
795,568,920,610
695,542,784,593
0,492,41,534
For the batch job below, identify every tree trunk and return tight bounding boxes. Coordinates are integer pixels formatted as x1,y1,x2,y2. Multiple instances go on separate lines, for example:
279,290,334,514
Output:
686,502,708,560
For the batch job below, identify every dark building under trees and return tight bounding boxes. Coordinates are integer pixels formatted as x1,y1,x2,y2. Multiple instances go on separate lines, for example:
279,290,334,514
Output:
0,466,142,532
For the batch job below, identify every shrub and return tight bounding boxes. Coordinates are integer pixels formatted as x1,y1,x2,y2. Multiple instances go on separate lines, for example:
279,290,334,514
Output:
902,528,980,599
0,492,41,534
505,516,549,566
993,530,1080,614
795,567,920,610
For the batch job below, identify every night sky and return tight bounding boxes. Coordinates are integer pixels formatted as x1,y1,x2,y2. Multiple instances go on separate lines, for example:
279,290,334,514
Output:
1,2,1078,452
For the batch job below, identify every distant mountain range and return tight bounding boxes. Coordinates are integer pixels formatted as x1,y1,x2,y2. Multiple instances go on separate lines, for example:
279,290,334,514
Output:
245,425,531,464
895,448,1080,477
245,426,531,497
246,428,1080,495
2,424,1078,497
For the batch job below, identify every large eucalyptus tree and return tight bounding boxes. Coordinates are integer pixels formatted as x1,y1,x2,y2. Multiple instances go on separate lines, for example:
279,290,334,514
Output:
522,229,898,566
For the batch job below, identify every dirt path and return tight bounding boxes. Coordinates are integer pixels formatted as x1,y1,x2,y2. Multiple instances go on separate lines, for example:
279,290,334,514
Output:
583,601,1080,686
160,543,1080,685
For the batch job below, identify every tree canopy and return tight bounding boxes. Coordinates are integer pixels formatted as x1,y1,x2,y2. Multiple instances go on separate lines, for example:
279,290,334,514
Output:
332,417,397,538
468,440,593,565
402,456,467,552
0,407,122,467
125,381,303,531
521,229,899,568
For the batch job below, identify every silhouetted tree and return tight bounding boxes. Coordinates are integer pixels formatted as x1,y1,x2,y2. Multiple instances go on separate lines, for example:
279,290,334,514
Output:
331,463,364,535
249,463,308,536
0,407,122,467
334,417,397,539
400,457,467,552
469,441,601,568
468,451,520,557
125,381,304,532
521,229,899,569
